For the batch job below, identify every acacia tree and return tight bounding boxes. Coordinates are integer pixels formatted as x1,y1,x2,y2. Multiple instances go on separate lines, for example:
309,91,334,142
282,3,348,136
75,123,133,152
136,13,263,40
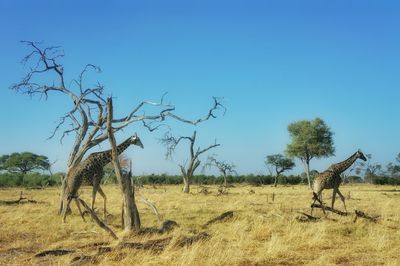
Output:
265,154,295,187
161,131,220,193
204,155,236,188
286,118,335,188
0,152,50,174
11,41,223,230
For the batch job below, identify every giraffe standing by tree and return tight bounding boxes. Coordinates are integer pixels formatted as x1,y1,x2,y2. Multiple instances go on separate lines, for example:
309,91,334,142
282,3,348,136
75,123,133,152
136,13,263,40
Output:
311,150,367,215
62,133,143,222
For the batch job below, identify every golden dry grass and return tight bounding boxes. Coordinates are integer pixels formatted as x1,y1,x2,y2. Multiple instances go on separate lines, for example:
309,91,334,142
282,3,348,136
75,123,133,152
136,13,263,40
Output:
0,184,399,265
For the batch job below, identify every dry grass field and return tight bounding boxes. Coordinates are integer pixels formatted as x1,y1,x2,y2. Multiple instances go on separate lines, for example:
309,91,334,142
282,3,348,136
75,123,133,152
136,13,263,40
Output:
0,184,399,266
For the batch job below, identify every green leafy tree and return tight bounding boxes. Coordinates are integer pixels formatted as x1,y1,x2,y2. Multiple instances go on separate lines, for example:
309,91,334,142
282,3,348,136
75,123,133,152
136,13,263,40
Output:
0,152,50,174
265,154,295,187
286,118,335,188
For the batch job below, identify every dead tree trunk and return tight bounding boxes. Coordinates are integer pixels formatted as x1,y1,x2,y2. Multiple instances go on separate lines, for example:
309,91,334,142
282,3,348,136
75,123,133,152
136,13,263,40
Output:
107,98,140,232
182,175,190,194
180,160,200,194
58,175,67,214
162,131,219,194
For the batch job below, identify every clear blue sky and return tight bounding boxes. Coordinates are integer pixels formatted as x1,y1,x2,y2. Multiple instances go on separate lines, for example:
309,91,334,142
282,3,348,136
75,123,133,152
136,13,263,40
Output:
1,1,399,175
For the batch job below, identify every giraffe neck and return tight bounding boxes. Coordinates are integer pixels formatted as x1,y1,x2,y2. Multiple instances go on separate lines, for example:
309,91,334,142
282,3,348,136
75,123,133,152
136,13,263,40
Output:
328,152,359,174
93,137,132,166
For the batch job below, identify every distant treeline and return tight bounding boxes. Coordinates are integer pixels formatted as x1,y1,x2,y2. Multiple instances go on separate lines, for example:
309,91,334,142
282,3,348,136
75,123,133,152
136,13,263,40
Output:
1,172,399,188
135,174,305,186
0,173,63,187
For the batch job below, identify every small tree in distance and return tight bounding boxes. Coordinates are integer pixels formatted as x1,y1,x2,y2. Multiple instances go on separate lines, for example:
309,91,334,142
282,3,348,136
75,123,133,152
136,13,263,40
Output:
204,155,237,188
265,154,295,187
161,131,220,193
286,118,335,189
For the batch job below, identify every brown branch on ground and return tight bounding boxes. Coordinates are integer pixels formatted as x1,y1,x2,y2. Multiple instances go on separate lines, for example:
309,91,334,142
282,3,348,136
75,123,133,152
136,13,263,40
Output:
311,204,349,216
203,211,234,228
70,255,94,266
139,220,179,235
34,249,75,257
175,232,211,247
0,192,41,205
77,198,118,240
119,237,173,253
353,210,380,223
76,242,110,249
44,232,211,264
296,212,320,222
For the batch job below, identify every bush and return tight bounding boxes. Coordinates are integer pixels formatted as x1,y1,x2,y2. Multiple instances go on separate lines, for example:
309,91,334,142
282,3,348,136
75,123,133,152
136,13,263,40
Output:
372,176,400,185
0,172,62,187
0,173,24,187
244,174,274,186
285,175,302,185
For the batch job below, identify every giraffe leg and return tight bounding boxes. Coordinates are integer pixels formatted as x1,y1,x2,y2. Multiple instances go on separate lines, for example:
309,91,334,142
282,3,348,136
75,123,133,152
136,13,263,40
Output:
311,192,319,215
62,197,72,223
74,198,86,222
97,186,107,219
318,192,327,216
311,191,326,216
92,183,99,211
331,189,337,210
336,189,347,214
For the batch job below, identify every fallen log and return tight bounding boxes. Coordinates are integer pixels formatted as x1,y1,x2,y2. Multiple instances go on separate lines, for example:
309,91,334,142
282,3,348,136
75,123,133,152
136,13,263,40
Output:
175,232,211,247
120,237,172,253
310,204,348,216
0,192,40,205
203,211,234,227
139,219,179,235
70,255,94,266
353,210,379,223
35,249,75,257
296,212,320,222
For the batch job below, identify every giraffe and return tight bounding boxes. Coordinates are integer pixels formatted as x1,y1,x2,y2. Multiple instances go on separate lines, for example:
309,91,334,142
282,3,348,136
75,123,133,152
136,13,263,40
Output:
62,133,144,222
311,150,367,215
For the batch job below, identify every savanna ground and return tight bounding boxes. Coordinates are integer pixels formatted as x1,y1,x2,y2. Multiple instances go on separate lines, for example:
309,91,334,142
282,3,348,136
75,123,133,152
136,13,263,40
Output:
0,184,399,265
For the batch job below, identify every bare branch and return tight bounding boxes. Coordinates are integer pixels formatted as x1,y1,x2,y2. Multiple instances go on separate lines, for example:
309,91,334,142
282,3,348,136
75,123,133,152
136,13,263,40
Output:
204,155,237,176
163,97,225,125
160,132,193,160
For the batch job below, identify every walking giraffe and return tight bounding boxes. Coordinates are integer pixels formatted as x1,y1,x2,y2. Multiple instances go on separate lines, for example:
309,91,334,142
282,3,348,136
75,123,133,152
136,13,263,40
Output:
311,150,367,215
62,133,144,222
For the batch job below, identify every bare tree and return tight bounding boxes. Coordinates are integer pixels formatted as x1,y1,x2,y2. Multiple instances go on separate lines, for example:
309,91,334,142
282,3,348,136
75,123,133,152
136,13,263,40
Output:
204,155,236,188
107,98,140,231
11,41,224,222
161,131,220,193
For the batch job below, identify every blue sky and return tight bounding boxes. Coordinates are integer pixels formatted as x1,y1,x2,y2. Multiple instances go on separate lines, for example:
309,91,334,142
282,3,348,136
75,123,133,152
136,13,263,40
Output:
0,1,399,175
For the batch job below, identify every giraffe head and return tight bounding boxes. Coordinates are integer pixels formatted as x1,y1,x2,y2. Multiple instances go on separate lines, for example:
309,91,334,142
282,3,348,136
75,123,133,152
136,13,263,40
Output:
130,133,144,149
356,150,367,161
